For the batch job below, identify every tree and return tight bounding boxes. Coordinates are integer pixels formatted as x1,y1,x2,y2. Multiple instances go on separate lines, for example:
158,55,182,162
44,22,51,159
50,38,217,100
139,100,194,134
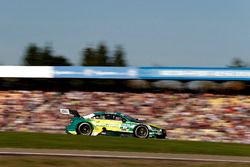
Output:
81,43,128,66
81,47,96,66
112,46,126,66
96,43,109,66
228,58,248,68
23,43,72,66
23,43,41,65
41,45,54,65
50,55,72,66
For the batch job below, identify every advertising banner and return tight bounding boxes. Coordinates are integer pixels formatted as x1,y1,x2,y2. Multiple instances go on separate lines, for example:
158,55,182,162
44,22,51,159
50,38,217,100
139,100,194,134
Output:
139,67,250,80
1,66,250,80
54,66,139,79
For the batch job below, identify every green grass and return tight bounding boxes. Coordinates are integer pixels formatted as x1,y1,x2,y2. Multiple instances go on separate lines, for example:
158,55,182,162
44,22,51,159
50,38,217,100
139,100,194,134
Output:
0,156,249,167
0,132,249,156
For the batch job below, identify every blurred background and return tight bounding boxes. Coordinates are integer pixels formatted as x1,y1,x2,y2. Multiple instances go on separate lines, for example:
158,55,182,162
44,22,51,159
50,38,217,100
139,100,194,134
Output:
0,75,250,144
0,0,249,145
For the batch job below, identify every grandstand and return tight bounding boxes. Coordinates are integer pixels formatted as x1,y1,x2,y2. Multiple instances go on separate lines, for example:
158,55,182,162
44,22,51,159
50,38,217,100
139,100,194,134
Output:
0,66,249,144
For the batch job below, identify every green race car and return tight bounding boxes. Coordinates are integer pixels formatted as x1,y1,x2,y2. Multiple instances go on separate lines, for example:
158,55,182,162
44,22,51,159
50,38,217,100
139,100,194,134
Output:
60,109,166,139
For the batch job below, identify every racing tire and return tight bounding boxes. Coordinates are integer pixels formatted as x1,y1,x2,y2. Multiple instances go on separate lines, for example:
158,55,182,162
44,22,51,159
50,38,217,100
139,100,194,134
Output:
134,125,149,139
77,122,93,136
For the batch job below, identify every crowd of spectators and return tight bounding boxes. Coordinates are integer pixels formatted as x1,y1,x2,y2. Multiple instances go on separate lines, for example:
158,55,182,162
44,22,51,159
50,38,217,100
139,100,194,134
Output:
0,90,249,144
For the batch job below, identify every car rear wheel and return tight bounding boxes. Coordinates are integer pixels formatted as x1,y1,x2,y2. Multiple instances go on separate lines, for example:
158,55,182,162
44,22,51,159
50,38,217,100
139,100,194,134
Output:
134,125,149,138
77,123,92,136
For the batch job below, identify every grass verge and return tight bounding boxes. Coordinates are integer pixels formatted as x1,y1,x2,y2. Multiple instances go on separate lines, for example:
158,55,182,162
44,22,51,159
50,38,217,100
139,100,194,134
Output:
0,132,249,156
0,156,249,167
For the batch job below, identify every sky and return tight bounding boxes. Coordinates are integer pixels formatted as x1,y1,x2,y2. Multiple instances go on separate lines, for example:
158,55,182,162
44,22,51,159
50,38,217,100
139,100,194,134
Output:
0,0,250,67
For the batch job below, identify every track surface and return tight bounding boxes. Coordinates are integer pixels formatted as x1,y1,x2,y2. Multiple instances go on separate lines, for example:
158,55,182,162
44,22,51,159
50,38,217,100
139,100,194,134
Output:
0,148,249,163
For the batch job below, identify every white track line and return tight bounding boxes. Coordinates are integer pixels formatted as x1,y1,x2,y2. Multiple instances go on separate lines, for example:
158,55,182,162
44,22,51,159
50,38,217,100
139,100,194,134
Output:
0,151,249,163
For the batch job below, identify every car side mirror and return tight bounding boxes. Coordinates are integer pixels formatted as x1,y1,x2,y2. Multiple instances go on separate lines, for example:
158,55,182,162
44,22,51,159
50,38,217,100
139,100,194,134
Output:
122,119,127,123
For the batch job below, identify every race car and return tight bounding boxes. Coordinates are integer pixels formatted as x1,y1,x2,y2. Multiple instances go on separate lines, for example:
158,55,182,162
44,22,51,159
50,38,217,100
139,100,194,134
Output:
60,109,166,139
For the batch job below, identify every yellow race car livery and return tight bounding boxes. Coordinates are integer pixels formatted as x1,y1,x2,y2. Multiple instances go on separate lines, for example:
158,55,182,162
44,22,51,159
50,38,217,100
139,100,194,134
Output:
60,109,166,139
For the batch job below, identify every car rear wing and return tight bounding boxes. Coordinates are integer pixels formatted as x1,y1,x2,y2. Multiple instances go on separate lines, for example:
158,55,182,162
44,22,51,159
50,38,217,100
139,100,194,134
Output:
60,109,80,118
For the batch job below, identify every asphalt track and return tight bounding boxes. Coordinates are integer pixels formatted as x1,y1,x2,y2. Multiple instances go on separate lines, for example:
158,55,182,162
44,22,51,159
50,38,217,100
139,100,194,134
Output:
0,148,249,163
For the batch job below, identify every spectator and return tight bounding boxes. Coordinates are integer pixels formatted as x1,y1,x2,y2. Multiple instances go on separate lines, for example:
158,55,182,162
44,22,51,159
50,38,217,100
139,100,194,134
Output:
0,90,249,144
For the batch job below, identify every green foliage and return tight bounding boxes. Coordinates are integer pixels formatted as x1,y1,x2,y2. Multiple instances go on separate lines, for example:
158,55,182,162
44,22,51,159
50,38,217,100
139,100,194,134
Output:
112,46,126,66
23,43,42,66
82,47,97,66
51,56,72,66
96,43,109,66
23,43,72,66
81,43,127,66
23,42,127,66
228,58,248,68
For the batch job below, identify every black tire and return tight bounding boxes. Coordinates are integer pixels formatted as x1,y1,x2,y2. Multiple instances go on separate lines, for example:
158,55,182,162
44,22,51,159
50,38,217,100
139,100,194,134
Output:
77,122,93,136
134,125,149,139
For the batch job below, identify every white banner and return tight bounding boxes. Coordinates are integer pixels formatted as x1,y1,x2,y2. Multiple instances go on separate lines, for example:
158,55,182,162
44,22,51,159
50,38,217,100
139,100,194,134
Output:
0,66,53,78
158,70,250,78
